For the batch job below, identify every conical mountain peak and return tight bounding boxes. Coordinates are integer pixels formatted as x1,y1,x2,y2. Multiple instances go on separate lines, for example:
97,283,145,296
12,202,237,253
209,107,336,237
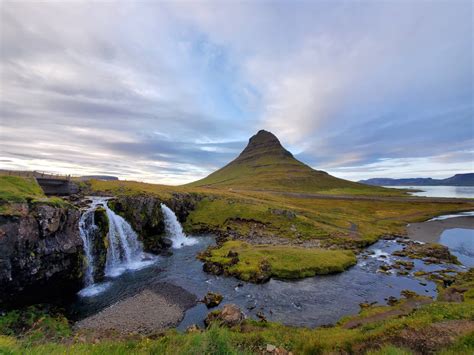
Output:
188,129,373,193
235,130,293,163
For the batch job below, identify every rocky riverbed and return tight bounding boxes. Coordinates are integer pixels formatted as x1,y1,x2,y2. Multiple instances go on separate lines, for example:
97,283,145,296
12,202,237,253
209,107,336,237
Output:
75,283,196,335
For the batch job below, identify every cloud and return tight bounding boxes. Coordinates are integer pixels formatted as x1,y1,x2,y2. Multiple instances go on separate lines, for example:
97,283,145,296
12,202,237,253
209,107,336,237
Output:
0,1,472,182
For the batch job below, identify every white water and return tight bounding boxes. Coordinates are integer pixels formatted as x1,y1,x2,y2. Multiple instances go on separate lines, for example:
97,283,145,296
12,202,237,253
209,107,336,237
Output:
78,198,156,297
78,198,105,287
103,202,155,277
161,203,197,249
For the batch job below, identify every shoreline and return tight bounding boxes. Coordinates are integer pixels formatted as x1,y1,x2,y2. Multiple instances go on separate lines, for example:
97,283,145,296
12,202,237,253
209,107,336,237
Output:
407,216,474,243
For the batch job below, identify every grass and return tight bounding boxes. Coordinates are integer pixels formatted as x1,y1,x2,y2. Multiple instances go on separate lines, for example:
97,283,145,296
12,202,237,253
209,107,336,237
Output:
186,145,406,197
184,193,474,248
87,179,189,199
200,240,356,282
0,176,70,215
0,176,45,203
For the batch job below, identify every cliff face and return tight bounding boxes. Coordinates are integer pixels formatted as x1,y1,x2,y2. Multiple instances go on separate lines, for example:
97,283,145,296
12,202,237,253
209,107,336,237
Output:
0,203,84,307
109,193,201,253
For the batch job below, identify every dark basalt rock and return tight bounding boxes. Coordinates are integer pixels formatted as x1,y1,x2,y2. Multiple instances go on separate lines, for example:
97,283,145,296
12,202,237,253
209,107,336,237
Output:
202,291,223,308
0,203,84,307
203,261,224,275
108,193,201,254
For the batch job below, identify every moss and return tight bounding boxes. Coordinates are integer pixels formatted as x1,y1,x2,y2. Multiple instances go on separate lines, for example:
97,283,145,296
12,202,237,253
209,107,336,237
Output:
93,207,109,279
200,240,356,282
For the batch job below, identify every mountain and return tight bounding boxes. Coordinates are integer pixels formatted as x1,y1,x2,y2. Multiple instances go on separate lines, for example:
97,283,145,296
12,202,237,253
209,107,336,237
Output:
187,130,388,194
359,173,474,187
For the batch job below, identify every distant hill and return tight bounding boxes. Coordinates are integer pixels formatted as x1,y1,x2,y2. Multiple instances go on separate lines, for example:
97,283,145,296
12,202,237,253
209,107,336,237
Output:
359,173,474,187
187,130,395,195
78,175,119,181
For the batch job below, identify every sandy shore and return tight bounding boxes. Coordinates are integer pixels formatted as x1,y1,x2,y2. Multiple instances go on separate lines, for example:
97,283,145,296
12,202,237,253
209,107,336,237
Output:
75,282,196,335
407,216,474,243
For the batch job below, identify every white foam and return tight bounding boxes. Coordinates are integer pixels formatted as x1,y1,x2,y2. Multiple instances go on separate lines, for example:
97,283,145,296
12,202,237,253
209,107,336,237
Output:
78,282,111,297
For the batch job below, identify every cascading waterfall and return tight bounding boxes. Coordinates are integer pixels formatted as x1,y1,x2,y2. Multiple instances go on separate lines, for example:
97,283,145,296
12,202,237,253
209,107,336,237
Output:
160,203,197,249
103,203,150,277
78,197,155,297
78,198,103,287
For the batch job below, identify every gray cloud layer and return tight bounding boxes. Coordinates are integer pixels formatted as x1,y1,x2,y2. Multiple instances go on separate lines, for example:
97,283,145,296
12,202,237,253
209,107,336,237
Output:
0,1,472,183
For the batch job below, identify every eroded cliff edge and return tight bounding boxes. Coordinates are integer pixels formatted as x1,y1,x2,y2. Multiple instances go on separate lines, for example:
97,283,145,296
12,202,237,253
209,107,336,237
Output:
0,203,84,307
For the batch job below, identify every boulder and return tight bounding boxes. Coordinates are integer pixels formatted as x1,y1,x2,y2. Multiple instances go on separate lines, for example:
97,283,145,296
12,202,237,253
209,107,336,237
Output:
202,292,223,308
204,304,245,327
439,287,467,302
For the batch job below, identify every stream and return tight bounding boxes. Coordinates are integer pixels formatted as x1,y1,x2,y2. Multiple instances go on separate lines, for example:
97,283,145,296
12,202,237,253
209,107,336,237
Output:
71,202,473,329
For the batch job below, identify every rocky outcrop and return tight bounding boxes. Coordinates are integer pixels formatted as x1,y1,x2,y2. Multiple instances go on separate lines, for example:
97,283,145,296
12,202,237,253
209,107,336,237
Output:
0,203,83,307
204,304,245,327
393,242,460,264
91,207,109,281
108,193,201,253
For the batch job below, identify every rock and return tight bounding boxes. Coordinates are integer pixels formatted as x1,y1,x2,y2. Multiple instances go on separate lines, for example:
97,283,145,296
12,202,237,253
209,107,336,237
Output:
393,242,459,264
0,202,83,307
387,296,398,306
186,324,201,333
204,304,245,327
108,193,201,253
202,292,223,308
269,209,296,219
266,344,276,352
203,261,224,276
439,287,467,302
257,311,267,322
401,290,419,299
162,237,173,248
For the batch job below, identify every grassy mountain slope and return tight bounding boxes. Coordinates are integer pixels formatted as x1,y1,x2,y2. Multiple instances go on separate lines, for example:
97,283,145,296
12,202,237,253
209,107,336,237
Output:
187,130,403,196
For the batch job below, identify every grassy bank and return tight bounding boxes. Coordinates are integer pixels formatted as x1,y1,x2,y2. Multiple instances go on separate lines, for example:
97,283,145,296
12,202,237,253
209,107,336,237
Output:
0,176,69,215
200,240,356,282
0,176,45,203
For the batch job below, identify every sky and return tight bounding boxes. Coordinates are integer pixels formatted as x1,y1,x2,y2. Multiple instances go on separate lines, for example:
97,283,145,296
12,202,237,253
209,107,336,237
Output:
1,0,472,184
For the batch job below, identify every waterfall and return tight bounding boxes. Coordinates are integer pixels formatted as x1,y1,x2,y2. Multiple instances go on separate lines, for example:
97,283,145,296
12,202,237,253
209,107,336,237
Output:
78,197,155,296
160,203,197,249
78,199,102,287
103,203,150,277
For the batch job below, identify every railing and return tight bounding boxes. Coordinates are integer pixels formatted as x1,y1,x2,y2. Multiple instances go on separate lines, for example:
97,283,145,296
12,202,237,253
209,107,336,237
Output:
0,170,74,181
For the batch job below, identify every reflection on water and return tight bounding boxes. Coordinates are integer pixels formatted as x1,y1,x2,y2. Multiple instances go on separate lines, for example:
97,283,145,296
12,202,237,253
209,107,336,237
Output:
439,228,474,267
384,186,474,198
